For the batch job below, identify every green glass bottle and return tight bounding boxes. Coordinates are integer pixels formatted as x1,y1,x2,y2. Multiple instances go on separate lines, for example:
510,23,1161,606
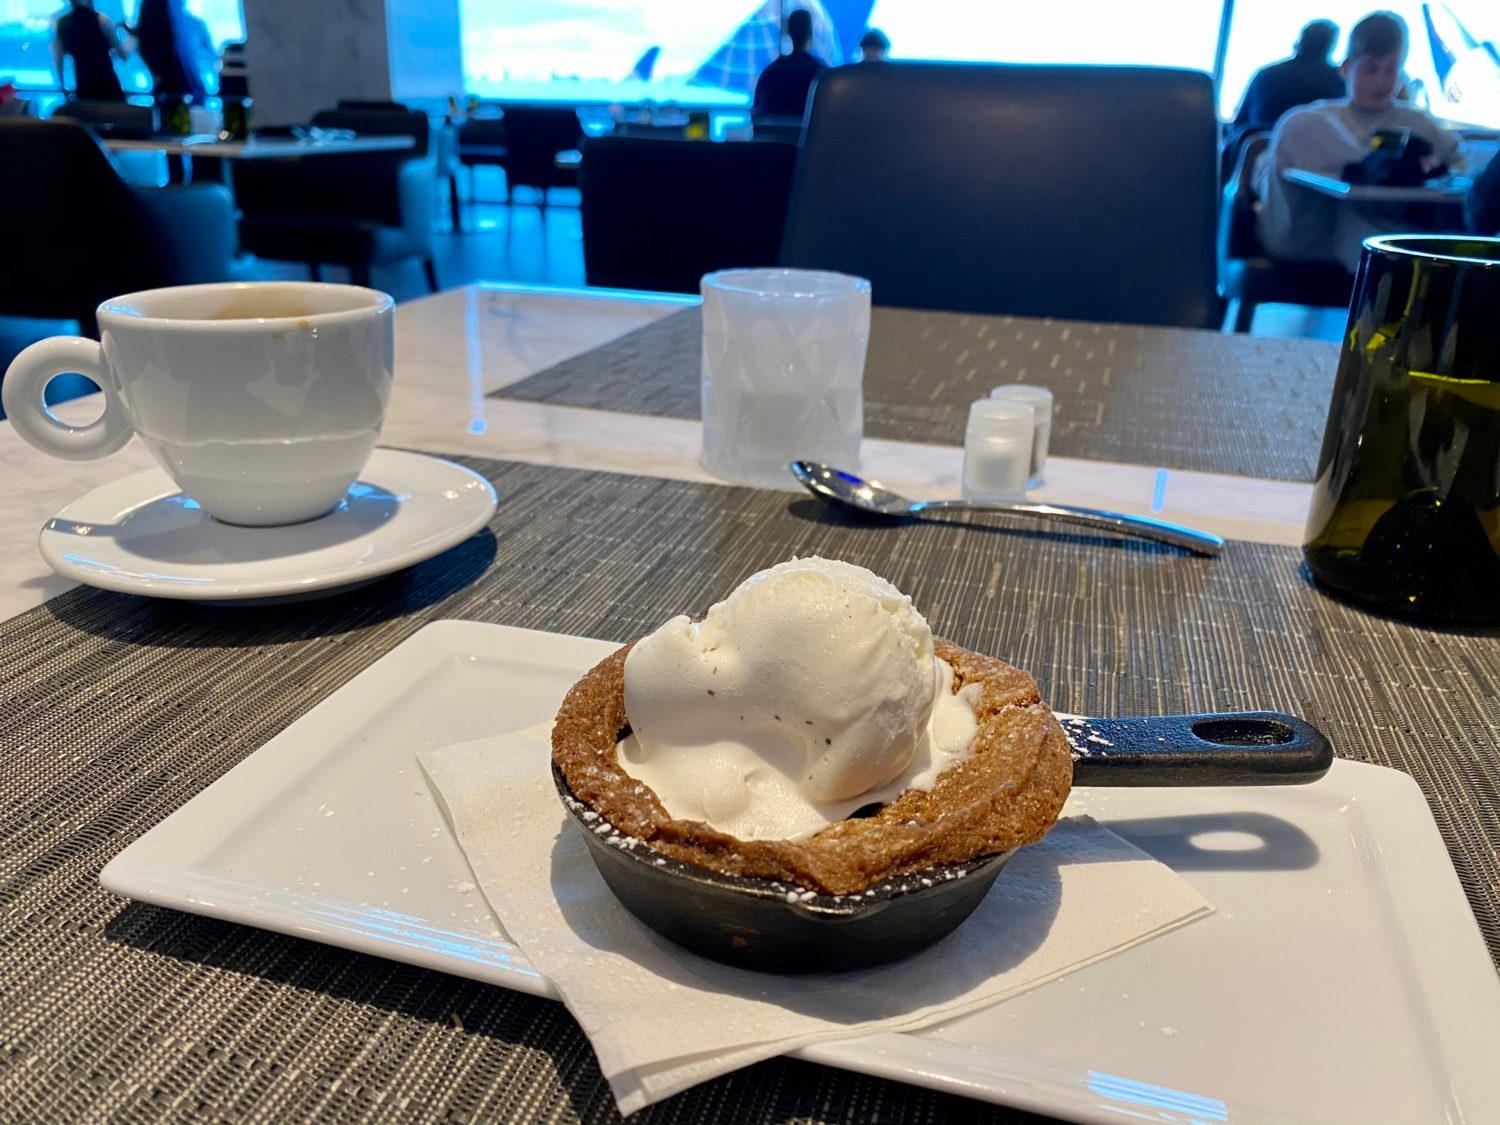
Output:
1303,235,1500,624
163,94,192,136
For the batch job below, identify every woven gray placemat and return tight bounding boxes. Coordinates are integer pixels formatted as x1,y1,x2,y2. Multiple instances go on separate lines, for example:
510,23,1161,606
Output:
491,307,1339,481
2,454,1496,1124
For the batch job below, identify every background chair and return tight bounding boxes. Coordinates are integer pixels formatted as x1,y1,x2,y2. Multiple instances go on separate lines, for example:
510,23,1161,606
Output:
0,117,235,337
750,116,804,143
456,111,508,227
780,63,1220,328
234,104,439,290
1217,133,1354,333
579,136,797,293
49,100,156,138
497,106,582,214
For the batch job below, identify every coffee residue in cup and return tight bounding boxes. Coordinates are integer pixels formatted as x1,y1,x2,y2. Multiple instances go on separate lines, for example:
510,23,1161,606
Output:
203,294,318,320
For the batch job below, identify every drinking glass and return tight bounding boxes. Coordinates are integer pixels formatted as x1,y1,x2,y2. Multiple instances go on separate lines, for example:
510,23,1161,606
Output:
1303,235,1500,624
700,269,869,488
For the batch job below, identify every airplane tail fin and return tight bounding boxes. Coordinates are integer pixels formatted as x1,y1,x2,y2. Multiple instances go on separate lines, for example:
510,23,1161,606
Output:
688,1,781,96
629,46,660,83
687,0,880,95
1423,3,1490,83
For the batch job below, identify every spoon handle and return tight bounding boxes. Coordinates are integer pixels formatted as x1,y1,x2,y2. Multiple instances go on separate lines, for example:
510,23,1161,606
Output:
908,498,1225,556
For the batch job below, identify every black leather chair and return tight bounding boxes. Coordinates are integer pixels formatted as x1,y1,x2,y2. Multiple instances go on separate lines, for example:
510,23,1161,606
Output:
1217,133,1353,333
0,117,235,336
751,115,804,143
497,106,582,213
780,63,1220,328
234,105,439,290
580,136,797,293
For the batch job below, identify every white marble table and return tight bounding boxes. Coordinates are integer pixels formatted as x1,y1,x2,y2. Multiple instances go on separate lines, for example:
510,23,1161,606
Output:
0,284,1312,621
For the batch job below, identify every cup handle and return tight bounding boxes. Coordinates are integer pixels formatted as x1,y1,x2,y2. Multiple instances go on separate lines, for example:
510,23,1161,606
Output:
2,337,134,460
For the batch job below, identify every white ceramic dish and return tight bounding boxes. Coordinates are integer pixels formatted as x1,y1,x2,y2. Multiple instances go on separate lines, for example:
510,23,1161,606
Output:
39,449,496,601
101,622,1500,1124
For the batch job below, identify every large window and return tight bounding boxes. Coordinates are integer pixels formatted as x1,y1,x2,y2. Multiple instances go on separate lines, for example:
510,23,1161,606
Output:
868,0,1222,72
458,0,1222,108
1220,2,1499,127
457,0,1500,129
0,0,244,93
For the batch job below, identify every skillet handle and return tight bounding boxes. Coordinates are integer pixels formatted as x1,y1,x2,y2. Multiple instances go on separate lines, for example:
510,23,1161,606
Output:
1068,711,1333,786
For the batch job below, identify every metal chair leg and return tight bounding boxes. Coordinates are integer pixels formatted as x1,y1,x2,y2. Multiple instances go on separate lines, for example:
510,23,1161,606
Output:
421,256,439,293
309,262,324,282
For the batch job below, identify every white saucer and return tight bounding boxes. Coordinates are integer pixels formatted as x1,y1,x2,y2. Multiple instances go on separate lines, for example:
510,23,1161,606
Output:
39,449,498,603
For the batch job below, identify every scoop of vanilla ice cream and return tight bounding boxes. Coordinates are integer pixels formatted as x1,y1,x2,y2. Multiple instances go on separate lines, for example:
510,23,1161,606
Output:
619,557,981,840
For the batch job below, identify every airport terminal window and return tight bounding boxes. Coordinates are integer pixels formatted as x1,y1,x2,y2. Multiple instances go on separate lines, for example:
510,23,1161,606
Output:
1220,1,1499,127
457,0,1221,108
457,0,1498,128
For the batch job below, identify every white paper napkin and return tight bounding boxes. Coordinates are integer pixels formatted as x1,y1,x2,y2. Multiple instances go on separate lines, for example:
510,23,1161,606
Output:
421,724,1211,1115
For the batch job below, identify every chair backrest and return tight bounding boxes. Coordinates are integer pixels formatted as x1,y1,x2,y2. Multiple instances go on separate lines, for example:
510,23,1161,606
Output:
311,105,429,158
1219,132,1273,265
0,118,153,319
456,116,506,149
780,63,1220,328
501,106,582,189
50,99,156,138
580,136,797,293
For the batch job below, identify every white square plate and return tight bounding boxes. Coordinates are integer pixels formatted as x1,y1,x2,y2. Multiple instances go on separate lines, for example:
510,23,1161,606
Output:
102,621,1500,1125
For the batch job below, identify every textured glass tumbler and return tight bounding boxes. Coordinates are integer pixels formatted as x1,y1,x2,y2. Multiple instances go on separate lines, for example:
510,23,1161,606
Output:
700,269,869,488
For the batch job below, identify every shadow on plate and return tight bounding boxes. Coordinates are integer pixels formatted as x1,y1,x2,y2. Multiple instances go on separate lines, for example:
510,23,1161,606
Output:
44,527,498,648
1099,811,1320,872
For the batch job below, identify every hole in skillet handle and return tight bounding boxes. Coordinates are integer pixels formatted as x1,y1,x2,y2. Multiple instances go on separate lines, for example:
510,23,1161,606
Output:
1067,710,1334,787
551,763,1015,972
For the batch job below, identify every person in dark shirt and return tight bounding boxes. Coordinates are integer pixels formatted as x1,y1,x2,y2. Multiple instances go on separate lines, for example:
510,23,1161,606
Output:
52,0,128,102
752,9,826,119
859,28,890,63
1232,20,1345,138
1467,151,1500,234
132,0,208,100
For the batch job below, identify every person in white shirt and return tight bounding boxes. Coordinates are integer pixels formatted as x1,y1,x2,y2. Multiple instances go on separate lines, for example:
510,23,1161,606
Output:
1253,10,1461,272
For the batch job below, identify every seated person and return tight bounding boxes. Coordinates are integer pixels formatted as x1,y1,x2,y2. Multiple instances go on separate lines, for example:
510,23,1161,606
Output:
753,9,826,119
1253,11,1461,272
1232,20,1345,140
1467,149,1500,234
859,28,890,63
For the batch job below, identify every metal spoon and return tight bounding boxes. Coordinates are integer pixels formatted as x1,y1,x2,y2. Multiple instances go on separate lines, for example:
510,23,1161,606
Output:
789,461,1224,557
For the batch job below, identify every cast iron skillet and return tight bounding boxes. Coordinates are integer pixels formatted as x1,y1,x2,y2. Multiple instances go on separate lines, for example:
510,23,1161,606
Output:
555,711,1332,972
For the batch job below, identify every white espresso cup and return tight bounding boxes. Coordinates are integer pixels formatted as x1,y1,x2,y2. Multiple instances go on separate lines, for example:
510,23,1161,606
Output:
2,282,394,526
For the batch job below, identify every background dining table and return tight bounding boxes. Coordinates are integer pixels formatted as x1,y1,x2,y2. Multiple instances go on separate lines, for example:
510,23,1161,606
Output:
1281,166,1473,204
0,284,1316,622
101,134,417,160
2,284,1497,1124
